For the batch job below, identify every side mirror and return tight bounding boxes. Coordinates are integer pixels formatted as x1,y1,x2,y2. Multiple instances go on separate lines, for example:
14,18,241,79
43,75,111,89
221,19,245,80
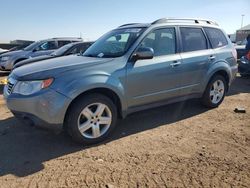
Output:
131,47,154,62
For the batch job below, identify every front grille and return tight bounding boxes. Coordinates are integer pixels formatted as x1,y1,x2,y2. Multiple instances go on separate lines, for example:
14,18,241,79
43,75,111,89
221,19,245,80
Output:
6,77,16,95
7,82,14,95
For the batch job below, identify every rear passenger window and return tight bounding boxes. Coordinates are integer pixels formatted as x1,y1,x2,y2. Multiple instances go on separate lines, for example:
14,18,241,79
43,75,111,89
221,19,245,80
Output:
180,27,207,52
204,28,228,48
140,28,176,56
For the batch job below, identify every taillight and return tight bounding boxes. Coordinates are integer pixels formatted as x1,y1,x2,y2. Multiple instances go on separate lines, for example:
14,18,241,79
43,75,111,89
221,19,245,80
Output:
232,47,237,61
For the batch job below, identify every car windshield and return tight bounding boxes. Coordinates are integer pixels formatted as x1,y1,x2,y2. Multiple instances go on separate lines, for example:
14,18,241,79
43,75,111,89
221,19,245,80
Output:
51,43,75,56
23,41,41,51
83,27,146,58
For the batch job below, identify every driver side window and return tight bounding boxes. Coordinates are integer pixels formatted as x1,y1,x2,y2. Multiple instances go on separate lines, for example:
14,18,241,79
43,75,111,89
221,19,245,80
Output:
37,41,57,51
140,28,176,56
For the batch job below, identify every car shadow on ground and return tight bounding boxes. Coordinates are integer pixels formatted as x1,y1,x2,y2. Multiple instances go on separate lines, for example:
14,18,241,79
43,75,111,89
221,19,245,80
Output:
0,99,208,177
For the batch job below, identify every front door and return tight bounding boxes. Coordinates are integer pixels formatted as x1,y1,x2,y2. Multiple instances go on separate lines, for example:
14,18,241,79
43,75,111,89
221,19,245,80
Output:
126,27,183,108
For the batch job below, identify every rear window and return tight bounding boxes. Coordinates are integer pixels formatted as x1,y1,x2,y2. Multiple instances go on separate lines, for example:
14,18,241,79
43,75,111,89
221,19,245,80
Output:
180,27,208,52
204,28,228,48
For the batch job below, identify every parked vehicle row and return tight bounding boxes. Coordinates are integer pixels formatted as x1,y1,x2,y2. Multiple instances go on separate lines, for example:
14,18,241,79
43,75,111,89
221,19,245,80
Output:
4,18,238,145
0,37,82,70
14,41,93,69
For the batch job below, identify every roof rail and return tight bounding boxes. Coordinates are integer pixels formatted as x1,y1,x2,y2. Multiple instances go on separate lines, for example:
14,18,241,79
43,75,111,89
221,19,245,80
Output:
118,23,140,27
51,37,82,39
152,18,218,26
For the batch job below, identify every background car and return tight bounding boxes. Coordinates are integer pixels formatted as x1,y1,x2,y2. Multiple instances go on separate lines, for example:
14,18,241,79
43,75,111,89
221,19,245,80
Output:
238,56,250,76
8,43,34,52
0,37,82,71
235,40,247,59
14,41,93,69
0,48,9,55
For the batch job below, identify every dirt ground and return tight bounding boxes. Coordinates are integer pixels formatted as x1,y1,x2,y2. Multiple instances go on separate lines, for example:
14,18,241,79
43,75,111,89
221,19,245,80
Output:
0,71,249,188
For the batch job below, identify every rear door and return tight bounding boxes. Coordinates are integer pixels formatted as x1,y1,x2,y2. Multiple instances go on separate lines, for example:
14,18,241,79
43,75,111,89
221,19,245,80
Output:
178,27,215,95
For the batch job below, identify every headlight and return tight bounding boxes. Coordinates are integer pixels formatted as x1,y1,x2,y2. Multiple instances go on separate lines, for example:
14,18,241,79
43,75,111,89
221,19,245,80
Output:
12,78,54,95
1,56,10,61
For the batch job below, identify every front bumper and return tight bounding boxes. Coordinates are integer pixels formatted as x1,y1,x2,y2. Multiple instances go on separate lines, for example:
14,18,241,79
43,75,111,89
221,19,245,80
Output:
4,85,71,129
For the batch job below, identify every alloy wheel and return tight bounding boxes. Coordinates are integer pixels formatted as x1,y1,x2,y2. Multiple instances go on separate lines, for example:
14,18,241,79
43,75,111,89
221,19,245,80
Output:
210,80,225,104
77,103,112,139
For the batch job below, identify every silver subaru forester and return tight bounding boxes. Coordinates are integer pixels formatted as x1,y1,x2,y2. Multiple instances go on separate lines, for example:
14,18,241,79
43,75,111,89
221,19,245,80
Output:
4,18,238,144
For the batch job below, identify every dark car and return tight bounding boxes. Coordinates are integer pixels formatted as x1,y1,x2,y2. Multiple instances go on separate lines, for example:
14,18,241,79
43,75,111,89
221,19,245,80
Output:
235,40,247,59
13,41,93,69
238,56,250,76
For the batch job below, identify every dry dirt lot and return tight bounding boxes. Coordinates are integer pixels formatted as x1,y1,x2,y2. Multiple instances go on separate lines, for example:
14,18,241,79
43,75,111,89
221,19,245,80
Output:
0,72,249,188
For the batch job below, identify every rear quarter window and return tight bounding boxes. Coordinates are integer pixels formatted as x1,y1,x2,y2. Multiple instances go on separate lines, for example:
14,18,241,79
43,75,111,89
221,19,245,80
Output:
204,28,228,48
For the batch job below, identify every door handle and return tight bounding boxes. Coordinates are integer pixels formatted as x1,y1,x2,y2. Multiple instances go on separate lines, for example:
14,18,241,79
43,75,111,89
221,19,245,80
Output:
208,55,216,61
170,61,181,67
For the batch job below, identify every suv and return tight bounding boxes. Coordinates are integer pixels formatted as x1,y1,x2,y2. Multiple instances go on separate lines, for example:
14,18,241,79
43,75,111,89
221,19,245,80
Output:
0,38,82,70
4,18,238,144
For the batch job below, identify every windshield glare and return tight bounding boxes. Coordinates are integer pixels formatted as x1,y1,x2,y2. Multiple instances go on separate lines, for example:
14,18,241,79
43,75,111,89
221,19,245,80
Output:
51,43,75,56
83,28,146,58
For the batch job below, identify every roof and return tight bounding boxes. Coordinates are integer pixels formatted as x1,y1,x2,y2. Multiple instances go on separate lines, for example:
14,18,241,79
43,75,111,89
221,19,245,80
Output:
118,18,219,29
238,24,250,31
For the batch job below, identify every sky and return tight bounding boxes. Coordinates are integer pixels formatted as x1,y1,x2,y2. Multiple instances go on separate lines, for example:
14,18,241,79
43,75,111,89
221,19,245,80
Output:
0,0,249,43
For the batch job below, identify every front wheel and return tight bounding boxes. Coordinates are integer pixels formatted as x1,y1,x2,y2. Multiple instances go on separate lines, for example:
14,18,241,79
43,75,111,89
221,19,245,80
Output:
202,75,227,108
65,94,117,144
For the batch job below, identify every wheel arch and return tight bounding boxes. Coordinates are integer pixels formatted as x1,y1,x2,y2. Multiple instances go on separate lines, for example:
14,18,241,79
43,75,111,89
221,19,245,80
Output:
64,87,124,126
207,69,230,92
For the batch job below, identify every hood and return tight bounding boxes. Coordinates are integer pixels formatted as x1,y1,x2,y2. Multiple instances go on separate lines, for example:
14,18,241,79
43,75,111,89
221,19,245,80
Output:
0,50,28,57
13,55,52,69
12,55,114,80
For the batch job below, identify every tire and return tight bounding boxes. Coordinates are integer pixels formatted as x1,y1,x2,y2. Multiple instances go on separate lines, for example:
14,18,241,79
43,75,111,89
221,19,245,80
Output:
202,75,227,108
65,93,117,144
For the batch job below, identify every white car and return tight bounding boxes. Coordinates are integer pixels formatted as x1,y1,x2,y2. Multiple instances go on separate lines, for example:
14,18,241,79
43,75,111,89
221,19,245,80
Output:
0,48,9,55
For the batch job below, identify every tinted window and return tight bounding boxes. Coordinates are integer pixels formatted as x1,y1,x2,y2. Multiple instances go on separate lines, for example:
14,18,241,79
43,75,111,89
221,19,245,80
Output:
67,46,78,54
38,41,57,51
204,28,228,48
180,27,207,52
140,28,176,56
79,43,92,53
58,40,71,48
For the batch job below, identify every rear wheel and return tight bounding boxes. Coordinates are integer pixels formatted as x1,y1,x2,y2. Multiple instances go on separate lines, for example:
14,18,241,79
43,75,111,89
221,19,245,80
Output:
65,94,117,144
202,75,227,108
